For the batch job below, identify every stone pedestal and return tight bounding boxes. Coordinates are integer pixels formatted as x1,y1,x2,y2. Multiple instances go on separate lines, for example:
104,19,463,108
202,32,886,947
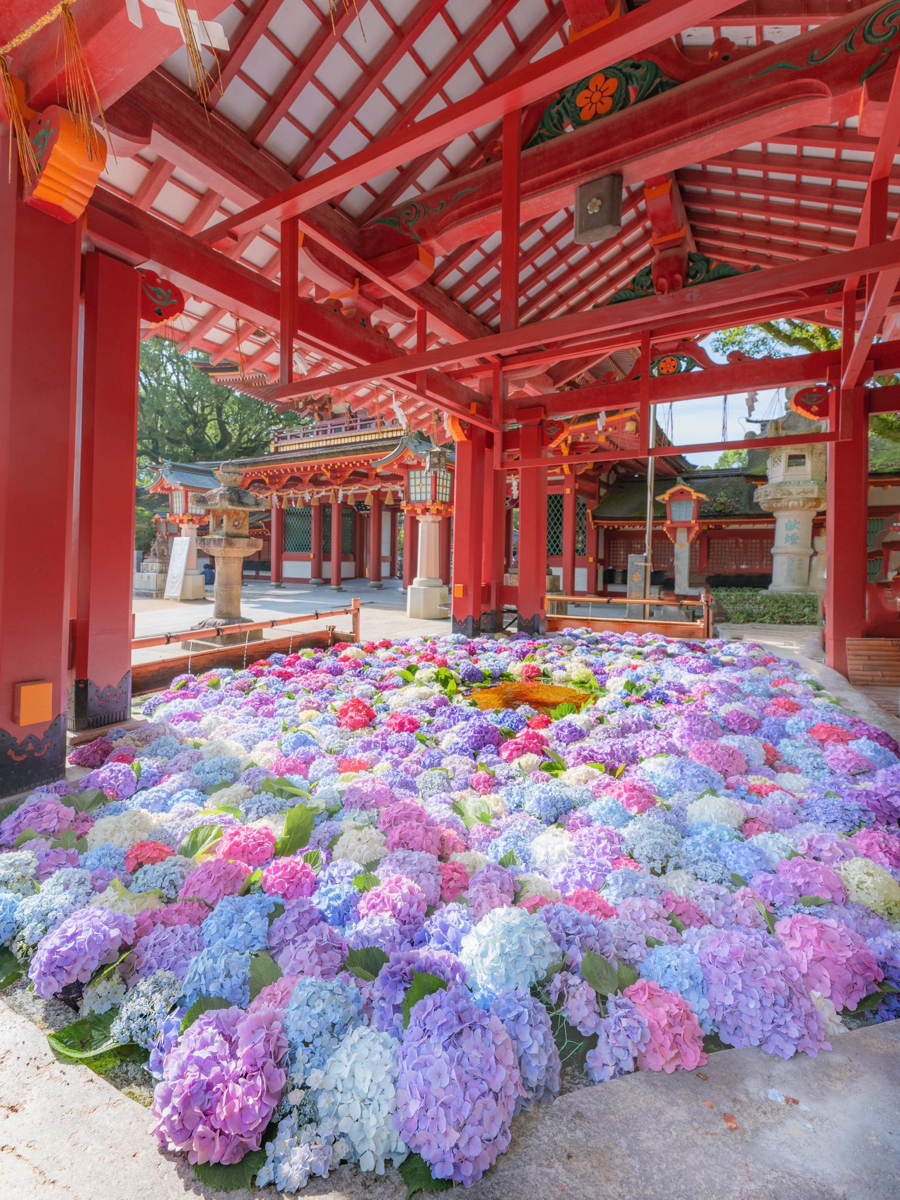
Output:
133,561,168,598
179,523,206,599
407,513,447,619
754,486,825,592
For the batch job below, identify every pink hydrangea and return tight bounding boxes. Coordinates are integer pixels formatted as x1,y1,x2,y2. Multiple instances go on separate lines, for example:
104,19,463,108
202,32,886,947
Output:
518,894,551,912
385,711,420,733
358,874,427,933
385,820,442,856
563,889,617,920
179,858,250,906
821,743,875,775
622,979,707,1074
247,974,298,1015
68,737,114,768
261,857,316,901
133,901,209,941
216,825,276,870
439,861,469,902
337,698,376,730
152,1007,287,1165
470,771,497,795
599,778,658,814
849,828,900,871
437,825,467,856
765,696,802,715
807,723,854,745
687,739,748,777
660,892,707,929
125,840,175,874
499,729,547,763
775,914,882,1011
270,755,311,777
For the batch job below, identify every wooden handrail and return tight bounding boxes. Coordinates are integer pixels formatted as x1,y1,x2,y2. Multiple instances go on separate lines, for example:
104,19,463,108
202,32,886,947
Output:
131,598,361,650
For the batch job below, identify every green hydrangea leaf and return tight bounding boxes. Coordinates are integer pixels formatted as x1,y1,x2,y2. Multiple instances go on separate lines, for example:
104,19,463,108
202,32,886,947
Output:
343,946,389,983
248,952,282,1001
177,823,222,860
398,1153,453,1198
180,995,231,1034
401,972,448,1029
193,1146,269,1192
274,804,315,857
47,1010,128,1060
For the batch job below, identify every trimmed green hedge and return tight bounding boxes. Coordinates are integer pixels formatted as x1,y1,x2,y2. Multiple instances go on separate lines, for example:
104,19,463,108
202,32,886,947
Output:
712,588,820,625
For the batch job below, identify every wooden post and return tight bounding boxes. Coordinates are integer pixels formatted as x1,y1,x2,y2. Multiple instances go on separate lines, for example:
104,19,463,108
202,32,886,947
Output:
403,512,418,590
451,427,487,635
280,215,298,385
389,509,399,577
481,437,506,630
562,482,577,595
0,153,81,794
70,253,142,730
330,500,343,590
439,514,452,585
310,501,324,583
368,490,383,587
270,495,284,586
517,412,548,635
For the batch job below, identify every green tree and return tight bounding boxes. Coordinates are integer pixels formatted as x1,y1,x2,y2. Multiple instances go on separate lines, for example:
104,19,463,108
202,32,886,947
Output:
711,321,900,457
138,337,282,465
711,448,748,469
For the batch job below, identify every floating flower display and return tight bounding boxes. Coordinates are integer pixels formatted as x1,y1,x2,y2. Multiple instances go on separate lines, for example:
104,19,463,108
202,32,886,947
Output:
1,629,899,1192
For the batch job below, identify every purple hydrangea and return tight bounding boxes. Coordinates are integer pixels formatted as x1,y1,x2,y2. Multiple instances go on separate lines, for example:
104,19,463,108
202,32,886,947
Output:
28,906,134,998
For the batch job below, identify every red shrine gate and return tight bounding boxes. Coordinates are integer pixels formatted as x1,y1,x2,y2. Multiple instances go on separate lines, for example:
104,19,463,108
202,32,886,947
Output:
2,0,900,796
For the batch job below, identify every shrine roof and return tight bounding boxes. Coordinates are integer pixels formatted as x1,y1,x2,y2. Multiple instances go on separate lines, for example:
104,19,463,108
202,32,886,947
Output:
71,1,900,437
592,468,767,521
147,461,221,491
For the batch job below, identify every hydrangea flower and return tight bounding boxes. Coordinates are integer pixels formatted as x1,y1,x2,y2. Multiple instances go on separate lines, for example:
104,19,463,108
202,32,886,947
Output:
152,1006,287,1164
394,983,520,1184
461,907,558,997
282,976,365,1083
28,906,134,998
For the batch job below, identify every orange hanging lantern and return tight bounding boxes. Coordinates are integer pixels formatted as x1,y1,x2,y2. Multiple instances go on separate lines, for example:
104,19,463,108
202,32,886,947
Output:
23,105,107,222
139,269,186,327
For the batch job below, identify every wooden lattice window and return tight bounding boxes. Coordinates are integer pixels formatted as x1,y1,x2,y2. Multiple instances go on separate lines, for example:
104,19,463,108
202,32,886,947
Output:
284,507,311,553
575,496,588,555
547,494,564,556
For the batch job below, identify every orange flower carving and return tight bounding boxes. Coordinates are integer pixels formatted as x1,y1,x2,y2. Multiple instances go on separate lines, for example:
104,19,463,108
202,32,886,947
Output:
575,73,618,121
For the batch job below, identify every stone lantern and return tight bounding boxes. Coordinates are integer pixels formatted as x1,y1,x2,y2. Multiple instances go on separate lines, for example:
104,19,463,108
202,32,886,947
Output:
406,446,453,620
753,412,826,593
195,463,268,637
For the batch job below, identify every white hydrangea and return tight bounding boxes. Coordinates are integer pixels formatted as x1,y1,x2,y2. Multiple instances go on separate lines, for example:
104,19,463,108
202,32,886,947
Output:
250,743,281,768
450,850,489,874
515,753,544,775
685,794,745,829
569,660,596,684
840,858,900,920
208,783,252,808
85,809,158,850
249,815,286,839
80,971,126,1015
386,686,435,710
657,869,698,897
560,764,603,787
529,828,573,874
516,872,560,903
811,990,846,1037
341,646,367,660
770,774,810,796
309,1027,407,1174
89,879,163,914
199,738,244,759
333,825,388,864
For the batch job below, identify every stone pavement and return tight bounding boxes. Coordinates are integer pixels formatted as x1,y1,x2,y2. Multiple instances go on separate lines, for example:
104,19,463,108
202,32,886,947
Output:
0,999,897,1200
132,579,451,664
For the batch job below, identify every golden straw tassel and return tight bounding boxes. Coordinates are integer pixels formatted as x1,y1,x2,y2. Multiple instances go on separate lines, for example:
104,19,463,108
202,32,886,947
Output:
173,0,220,109
0,60,38,185
58,0,108,160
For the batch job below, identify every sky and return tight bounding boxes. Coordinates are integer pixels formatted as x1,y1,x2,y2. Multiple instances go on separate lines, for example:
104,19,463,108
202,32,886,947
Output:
662,388,785,468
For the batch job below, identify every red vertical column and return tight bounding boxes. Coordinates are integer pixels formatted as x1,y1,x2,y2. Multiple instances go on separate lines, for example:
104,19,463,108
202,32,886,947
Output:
368,491,383,587
517,413,548,635
481,443,507,631
70,253,141,731
825,387,869,675
330,501,343,590
439,515,452,585
562,481,577,596
389,510,399,577
0,157,81,793
451,427,487,635
403,512,418,589
310,502,324,584
270,496,284,587
586,521,599,595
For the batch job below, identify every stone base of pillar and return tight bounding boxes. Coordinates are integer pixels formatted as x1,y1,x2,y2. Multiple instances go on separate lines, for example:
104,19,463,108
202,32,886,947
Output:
310,577,325,586
330,585,344,592
407,578,447,620
180,570,207,600
368,581,384,589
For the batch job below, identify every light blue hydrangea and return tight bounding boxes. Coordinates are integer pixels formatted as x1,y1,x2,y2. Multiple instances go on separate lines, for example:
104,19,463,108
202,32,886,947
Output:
0,850,38,896
256,1109,334,1193
460,907,558,998
484,990,560,1114
0,890,22,945
282,976,365,1084
200,892,276,952
131,856,195,901
110,970,182,1048
14,868,95,951
181,946,251,1008
640,943,713,1033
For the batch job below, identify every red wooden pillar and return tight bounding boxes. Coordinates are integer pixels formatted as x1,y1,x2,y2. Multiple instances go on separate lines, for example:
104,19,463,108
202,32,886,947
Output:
70,253,141,731
270,496,284,586
439,515,452,585
403,511,418,589
825,389,869,675
517,412,548,635
481,441,506,631
368,490,383,587
586,521,599,595
330,501,343,590
0,157,81,794
389,510,399,577
451,427,487,635
562,482,577,595
310,502,324,584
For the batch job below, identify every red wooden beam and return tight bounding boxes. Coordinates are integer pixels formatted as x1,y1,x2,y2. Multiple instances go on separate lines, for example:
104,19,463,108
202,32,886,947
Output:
500,109,521,333
260,240,900,403
280,216,298,387
198,0,744,241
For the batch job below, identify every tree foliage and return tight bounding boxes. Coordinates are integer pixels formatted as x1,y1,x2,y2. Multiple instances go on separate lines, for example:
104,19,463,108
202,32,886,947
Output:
138,338,281,465
711,321,900,462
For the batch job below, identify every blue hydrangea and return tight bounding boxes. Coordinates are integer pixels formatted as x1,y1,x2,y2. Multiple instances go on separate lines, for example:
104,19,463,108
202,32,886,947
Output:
585,994,650,1083
801,794,875,833
282,976,365,1083
460,907,558,998
0,890,21,945
200,892,276,952
640,943,712,1032
110,970,182,1049
484,989,560,1113
80,843,128,876
415,903,473,954
181,946,251,1008
585,796,634,829
624,817,683,873
14,868,95,951
540,903,615,967
131,856,195,901
637,755,723,799
0,850,37,896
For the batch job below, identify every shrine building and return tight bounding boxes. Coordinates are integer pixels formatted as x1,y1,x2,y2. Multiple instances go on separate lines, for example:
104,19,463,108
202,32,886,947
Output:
4,0,900,796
